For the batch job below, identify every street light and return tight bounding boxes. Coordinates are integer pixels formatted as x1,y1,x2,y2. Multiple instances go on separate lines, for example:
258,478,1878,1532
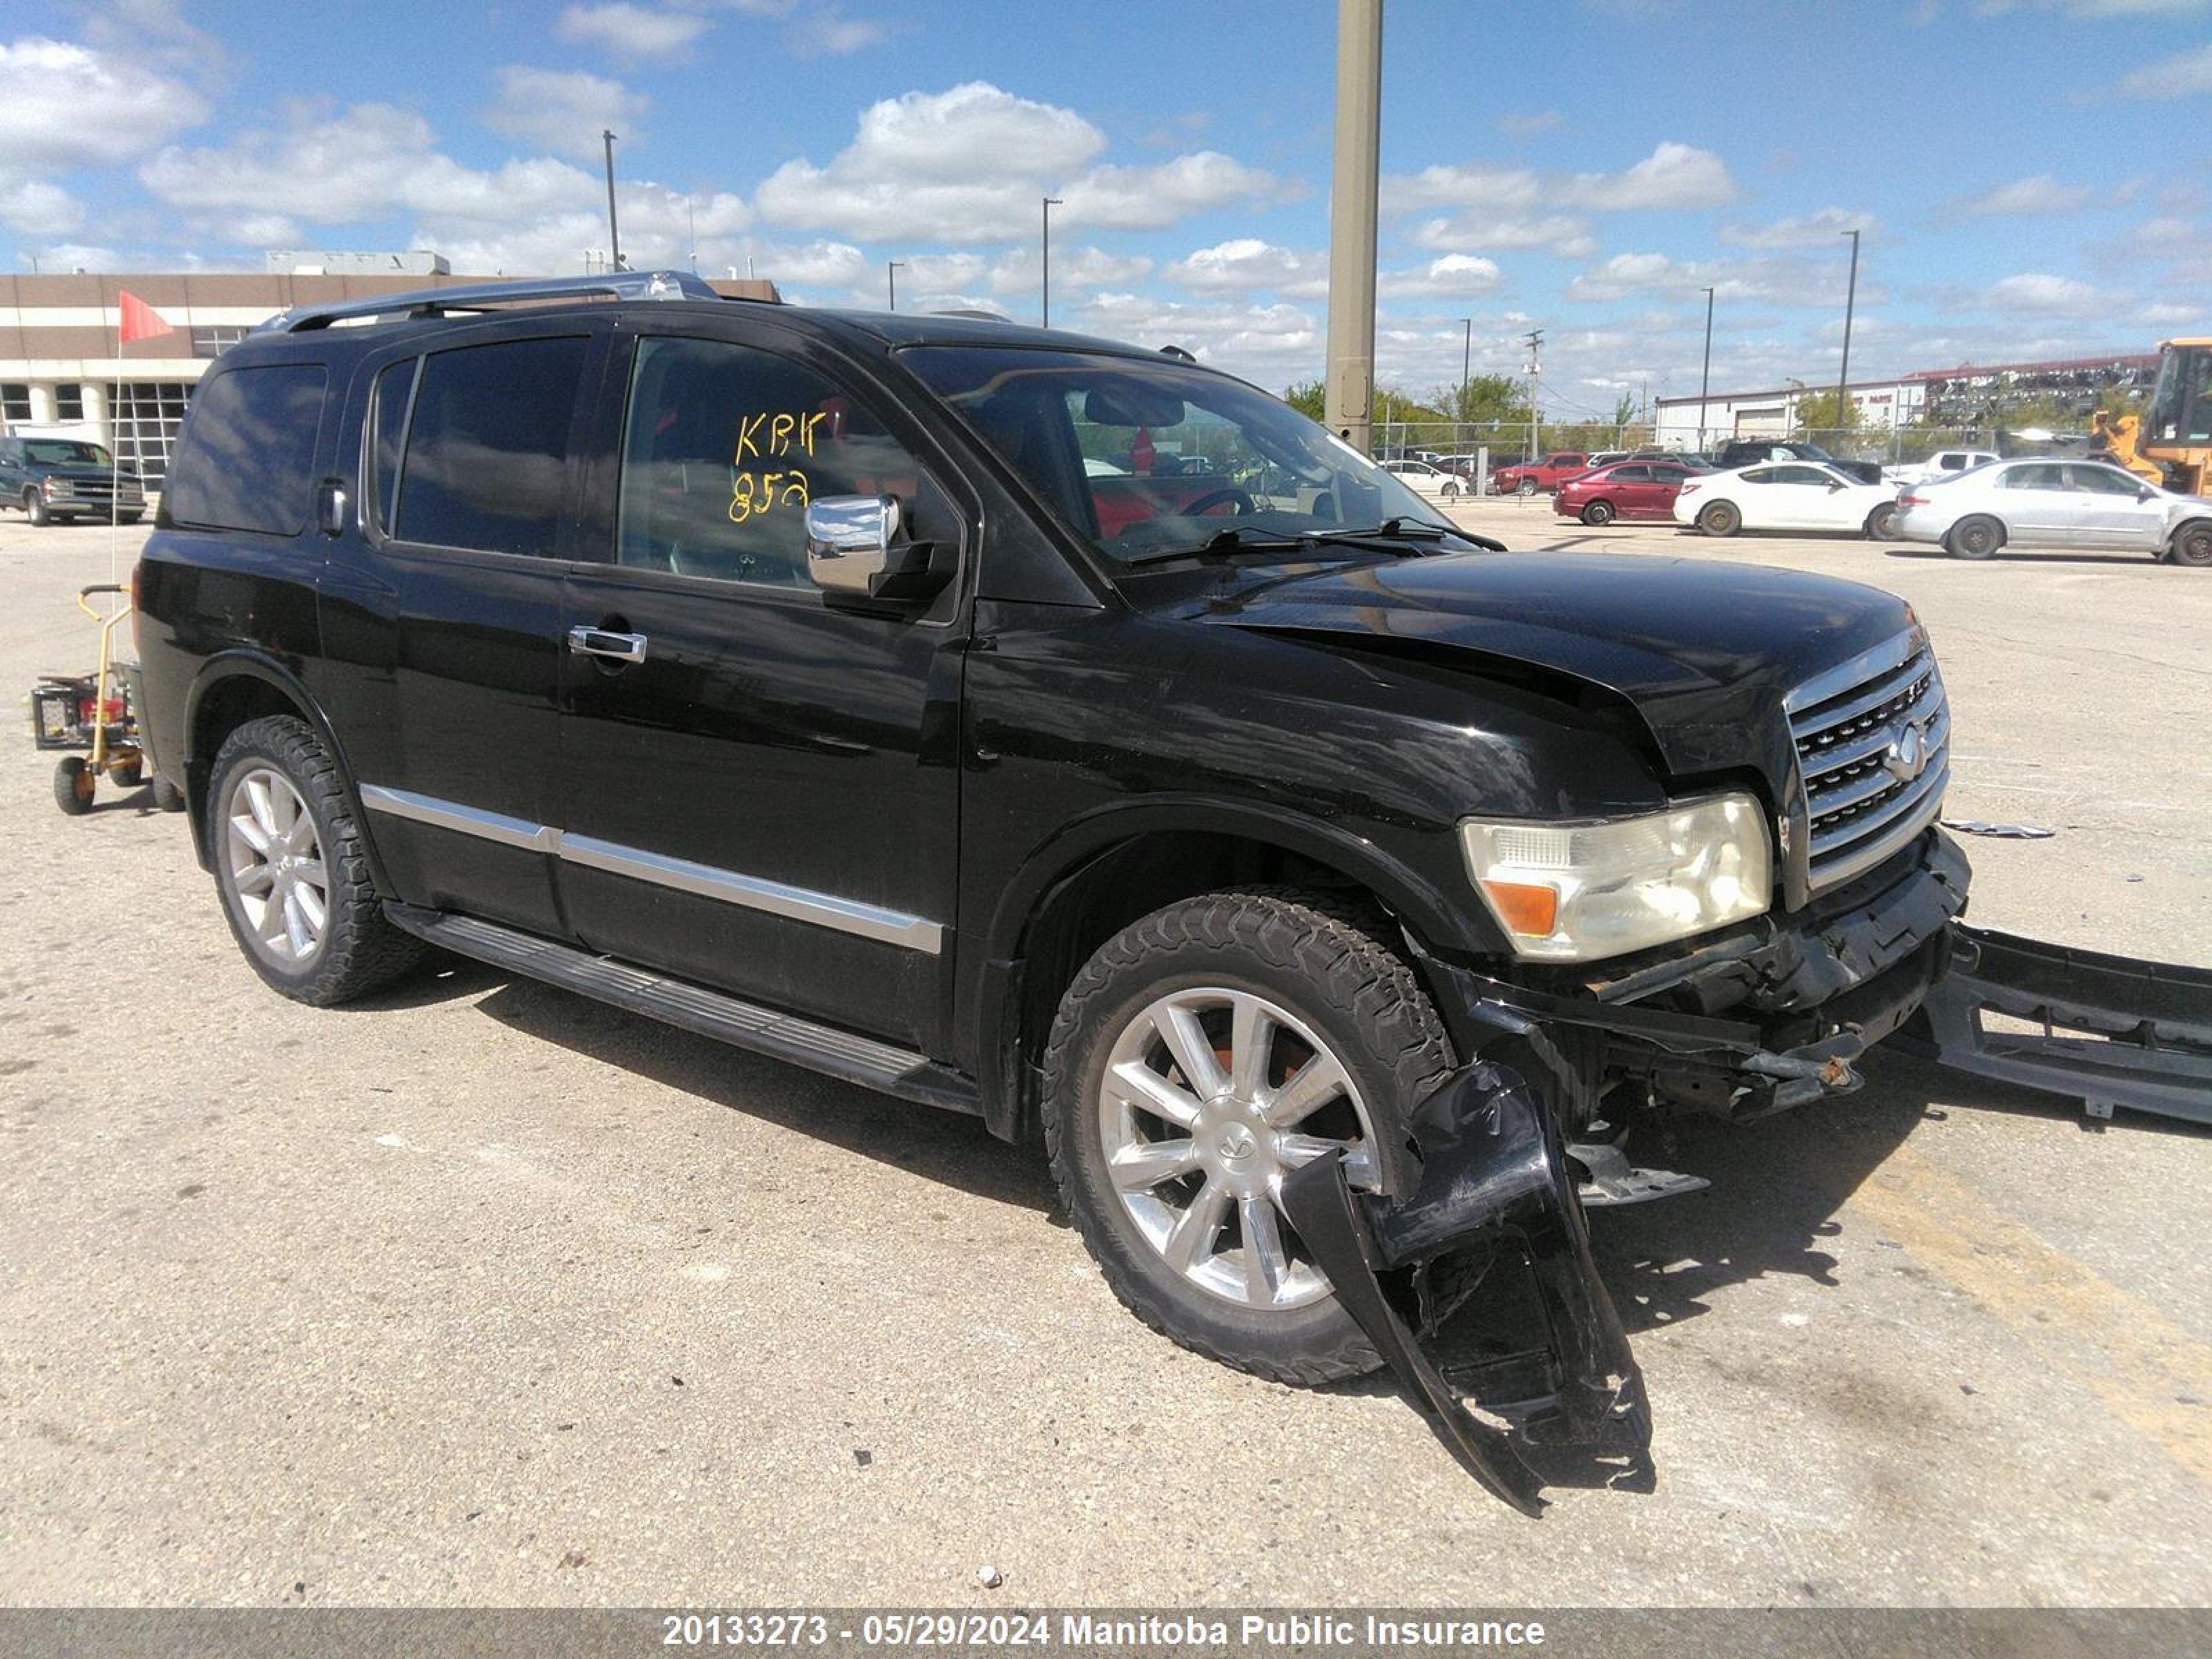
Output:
1698,285,1714,454
1835,227,1862,444
887,260,905,312
1459,317,1472,428
600,129,623,272
1040,196,1064,327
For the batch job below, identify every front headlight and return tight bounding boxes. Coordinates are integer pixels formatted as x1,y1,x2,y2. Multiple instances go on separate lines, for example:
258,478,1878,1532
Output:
1459,793,1772,963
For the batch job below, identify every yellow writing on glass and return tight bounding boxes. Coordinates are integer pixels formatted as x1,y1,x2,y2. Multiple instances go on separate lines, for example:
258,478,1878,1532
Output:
731,408,828,522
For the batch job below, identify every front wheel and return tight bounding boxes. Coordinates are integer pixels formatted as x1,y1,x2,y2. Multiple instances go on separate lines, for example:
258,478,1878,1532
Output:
54,756,94,815
1042,889,1452,1385
207,715,424,1004
1697,500,1741,537
1581,500,1615,526
24,488,50,527
2171,521,2212,568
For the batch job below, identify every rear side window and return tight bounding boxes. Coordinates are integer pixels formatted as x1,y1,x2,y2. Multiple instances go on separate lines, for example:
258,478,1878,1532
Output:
368,358,416,532
395,336,588,558
164,364,328,536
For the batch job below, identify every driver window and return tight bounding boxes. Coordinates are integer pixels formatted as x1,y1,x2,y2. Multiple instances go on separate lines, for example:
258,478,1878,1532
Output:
2066,464,2139,495
615,336,926,588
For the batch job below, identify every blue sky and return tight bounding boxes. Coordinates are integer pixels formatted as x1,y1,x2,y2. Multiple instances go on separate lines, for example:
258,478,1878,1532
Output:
3,0,2209,412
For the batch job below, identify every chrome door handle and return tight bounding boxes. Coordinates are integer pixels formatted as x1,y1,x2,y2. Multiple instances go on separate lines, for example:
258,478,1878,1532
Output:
566,626,648,664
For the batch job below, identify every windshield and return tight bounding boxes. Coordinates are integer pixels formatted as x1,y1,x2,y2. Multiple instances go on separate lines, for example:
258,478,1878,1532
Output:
900,345,1455,567
23,440,113,467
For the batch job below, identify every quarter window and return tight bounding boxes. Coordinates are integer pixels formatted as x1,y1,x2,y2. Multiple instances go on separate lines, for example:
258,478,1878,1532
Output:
394,336,588,558
162,364,328,536
615,336,929,589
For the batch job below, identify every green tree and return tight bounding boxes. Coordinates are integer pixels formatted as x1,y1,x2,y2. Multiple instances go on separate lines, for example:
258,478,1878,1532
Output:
1792,386,1870,441
1282,379,1325,420
1433,373,1533,426
1610,391,1638,428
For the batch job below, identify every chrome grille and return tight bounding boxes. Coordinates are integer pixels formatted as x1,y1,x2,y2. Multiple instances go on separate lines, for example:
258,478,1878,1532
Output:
1786,626,1949,891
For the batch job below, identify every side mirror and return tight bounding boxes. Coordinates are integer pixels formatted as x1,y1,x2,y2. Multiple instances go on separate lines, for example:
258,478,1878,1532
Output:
805,494,900,594
1828,480,1845,491
804,494,949,605
2137,486,2155,502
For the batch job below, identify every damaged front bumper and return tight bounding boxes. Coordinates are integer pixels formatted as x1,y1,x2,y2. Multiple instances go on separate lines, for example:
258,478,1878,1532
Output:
1319,832,2212,1513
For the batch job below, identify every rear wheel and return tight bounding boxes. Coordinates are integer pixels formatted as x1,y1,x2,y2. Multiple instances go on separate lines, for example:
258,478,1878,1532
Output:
2170,521,2212,568
207,715,424,1005
1043,888,1452,1385
1946,516,2003,560
1580,500,1615,526
1864,501,1901,541
1697,500,1741,537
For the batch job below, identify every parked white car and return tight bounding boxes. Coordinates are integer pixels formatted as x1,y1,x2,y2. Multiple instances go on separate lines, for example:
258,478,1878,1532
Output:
1893,458,2212,564
1381,458,1464,499
1672,462,1902,539
1882,448,1998,489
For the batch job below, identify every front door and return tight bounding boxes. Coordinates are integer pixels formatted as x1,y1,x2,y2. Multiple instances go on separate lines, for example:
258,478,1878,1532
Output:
2065,462,2169,550
323,321,603,937
554,324,970,1051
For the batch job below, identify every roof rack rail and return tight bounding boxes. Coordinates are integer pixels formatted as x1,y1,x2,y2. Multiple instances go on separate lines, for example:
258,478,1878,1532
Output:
260,270,727,334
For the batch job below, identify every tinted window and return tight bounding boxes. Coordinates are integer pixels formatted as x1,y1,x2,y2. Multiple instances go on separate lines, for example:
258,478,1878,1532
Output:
164,363,328,536
368,358,416,532
395,336,587,557
1770,465,1834,486
2068,463,2142,495
1739,467,1781,485
615,336,931,589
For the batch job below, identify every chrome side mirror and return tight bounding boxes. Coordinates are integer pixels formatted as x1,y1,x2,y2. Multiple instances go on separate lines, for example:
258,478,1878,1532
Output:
805,494,900,595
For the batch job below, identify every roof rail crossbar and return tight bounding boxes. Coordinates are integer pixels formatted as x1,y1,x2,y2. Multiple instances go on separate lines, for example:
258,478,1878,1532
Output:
260,269,726,333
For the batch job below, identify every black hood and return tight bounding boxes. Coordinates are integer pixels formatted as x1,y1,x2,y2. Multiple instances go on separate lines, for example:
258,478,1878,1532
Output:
1186,550,1915,791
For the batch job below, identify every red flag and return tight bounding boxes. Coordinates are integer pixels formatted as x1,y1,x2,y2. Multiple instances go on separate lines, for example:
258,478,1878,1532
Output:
118,289,175,344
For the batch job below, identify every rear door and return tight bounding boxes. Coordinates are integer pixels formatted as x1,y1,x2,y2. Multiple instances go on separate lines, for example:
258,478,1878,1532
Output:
1994,462,2081,545
322,318,605,937
552,317,971,1051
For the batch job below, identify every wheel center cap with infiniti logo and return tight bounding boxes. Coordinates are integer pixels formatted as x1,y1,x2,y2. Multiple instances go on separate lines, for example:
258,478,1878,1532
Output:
1217,1125,1259,1161
1882,720,1928,782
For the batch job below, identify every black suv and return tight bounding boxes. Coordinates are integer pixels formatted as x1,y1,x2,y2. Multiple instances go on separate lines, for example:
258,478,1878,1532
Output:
0,435,146,525
1714,437,1883,484
135,272,1969,1502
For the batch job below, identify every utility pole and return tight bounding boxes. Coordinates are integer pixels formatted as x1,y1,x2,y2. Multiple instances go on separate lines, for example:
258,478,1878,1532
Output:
887,260,904,311
1835,228,1862,443
1323,0,1382,452
1523,328,1544,460
601,130,623,272
1040,197,1063,327
1460,317,1472,420
1698,285,1715,455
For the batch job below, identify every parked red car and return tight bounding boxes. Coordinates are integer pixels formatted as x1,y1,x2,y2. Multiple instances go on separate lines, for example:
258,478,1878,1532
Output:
1552,460,1705,525
1492,451,1590,495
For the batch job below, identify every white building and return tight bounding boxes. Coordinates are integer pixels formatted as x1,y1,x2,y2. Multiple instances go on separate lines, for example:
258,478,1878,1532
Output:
1653,376,1928,451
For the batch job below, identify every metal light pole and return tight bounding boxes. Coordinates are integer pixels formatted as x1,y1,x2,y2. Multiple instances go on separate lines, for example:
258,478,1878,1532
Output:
1040,197,1063,327
1322,0,1382,451
1835,228,1862,443
887,261,904,312
1460,316,1472,422
601,130,623,272
1698,285,1714,454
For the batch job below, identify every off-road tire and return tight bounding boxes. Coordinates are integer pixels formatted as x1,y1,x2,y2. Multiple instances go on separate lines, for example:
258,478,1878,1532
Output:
1042,887,1454,1386
54,756,93,814
207,714,424,1005
1698,500,1741,536
1946,516,2003,560
2170,520,2212,568
1581,500,1615,525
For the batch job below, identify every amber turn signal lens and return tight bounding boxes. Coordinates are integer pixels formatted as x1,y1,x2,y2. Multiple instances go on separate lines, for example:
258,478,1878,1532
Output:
1478,879,1559,939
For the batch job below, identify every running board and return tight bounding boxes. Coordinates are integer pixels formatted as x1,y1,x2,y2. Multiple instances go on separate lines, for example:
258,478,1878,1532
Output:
1905,924,2212,1126
384,903,982,1117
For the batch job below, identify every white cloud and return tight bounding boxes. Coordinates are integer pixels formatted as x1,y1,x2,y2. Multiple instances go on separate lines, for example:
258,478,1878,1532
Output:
1407,213,1595,258
753,82,1270,241
483,68,648,160
1057,152,1276,230
1979,272,2105,312
0,37,208,173
1717,207,1877,248
2112,41,2212,98
1378,254,1504,298
1067,290,1322,383
990,243,1152,296
1382,142,1736,216
1167,238,1329,298
555,3,711,62
1948,174,2099,215
2138,301,2200,325
1564,250,1875,307
0,178,82,237
787,8,890,55
1558,142,1738,210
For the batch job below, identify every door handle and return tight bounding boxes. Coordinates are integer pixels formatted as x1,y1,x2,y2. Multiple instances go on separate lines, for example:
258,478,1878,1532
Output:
566,626,648,664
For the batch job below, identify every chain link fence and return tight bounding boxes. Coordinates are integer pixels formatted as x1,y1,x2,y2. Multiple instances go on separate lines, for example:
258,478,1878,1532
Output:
1377,420,2081,473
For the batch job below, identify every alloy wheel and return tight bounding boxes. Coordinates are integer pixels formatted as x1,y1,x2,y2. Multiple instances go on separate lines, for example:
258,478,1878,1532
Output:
1096,986,1378,1310
223,767,330,966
